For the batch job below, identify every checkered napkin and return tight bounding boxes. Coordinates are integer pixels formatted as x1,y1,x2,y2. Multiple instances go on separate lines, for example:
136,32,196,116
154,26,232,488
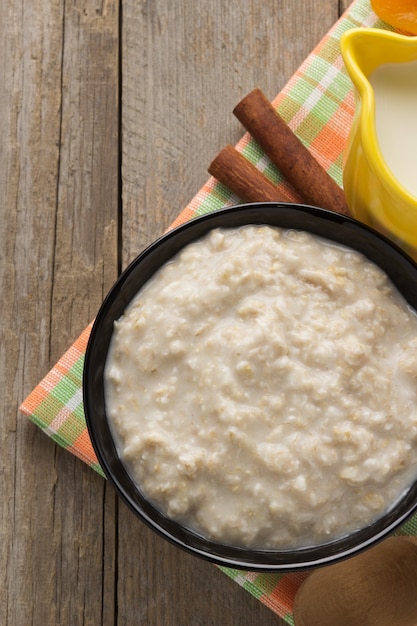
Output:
20,1,417,622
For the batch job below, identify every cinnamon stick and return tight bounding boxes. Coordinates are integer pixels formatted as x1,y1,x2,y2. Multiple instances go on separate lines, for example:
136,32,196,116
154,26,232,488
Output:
233,88,350,216
208,144,292,204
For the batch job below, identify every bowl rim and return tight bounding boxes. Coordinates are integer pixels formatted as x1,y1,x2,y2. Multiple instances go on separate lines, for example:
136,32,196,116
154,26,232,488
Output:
83,201,417,572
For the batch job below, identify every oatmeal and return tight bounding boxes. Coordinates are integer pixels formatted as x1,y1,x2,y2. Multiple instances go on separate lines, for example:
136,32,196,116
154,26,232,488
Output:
105,226,417,549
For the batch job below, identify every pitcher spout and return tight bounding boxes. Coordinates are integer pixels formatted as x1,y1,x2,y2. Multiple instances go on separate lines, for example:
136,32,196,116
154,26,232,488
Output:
341,28,417,259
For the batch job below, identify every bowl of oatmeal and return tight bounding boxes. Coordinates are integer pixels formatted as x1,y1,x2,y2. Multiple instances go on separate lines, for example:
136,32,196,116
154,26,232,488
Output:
83,202,417,571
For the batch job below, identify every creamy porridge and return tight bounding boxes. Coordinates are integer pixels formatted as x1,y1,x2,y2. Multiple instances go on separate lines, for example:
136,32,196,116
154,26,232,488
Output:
105,225,417,549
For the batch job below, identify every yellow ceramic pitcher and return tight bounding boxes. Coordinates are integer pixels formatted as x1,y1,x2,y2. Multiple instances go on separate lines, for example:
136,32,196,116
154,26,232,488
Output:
341,28,417,258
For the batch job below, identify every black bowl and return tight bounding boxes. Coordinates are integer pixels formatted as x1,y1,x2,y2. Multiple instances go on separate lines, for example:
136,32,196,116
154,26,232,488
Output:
83,202,417,572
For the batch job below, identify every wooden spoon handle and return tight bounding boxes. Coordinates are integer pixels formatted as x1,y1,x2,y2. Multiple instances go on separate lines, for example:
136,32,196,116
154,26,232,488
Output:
293,537,417,626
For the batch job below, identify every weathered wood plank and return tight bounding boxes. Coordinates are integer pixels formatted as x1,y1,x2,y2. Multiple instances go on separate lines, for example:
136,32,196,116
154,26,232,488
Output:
1,1,66,624
1,0,119,624
46,1,120,624
121,0,345,266
118,2,346,625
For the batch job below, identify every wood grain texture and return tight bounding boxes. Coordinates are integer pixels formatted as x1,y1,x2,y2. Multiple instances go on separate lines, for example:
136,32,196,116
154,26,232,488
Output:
1,1,351,624
293,537,417,626
1,1,119,624
121,0,344,264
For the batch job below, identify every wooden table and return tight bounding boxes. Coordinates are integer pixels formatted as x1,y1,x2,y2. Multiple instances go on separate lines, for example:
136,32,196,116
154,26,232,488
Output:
2,1,351,623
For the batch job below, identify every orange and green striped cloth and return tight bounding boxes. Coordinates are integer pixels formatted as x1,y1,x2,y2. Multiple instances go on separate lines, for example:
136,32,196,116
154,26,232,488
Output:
20,1,417,623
